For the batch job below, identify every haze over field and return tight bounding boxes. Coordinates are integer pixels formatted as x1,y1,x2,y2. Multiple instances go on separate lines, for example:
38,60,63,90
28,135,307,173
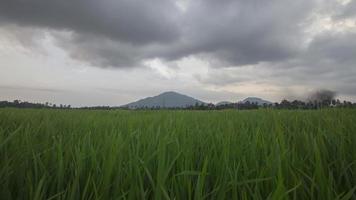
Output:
1,0,356,106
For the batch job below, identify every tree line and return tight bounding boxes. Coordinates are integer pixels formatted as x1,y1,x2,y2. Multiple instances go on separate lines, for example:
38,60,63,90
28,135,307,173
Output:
1,90,356,110
1,99,356,110
0,100,71,109
184,99,356,110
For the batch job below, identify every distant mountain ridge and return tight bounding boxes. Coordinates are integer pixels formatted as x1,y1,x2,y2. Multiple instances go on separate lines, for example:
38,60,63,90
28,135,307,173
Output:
123,91,273,109
123,91,206,109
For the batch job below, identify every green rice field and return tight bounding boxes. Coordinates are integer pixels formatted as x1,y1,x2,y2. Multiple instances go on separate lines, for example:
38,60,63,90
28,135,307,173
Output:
0,108,355,199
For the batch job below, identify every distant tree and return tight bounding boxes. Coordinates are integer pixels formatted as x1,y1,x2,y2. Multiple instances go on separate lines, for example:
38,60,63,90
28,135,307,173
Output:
280,100,291,109
237,101,258,110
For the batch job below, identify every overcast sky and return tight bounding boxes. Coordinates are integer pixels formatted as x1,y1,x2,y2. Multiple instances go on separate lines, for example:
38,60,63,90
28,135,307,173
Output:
0,0,356,106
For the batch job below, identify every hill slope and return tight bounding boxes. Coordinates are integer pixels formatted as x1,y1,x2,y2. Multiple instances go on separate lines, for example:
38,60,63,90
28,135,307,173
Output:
123,91,206,109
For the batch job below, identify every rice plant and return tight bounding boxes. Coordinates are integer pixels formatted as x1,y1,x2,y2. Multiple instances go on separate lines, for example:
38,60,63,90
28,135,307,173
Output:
0,108,355,199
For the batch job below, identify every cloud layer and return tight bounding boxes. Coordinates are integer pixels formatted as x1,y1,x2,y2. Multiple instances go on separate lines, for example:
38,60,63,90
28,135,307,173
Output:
0,0,356,102
0,0,341,67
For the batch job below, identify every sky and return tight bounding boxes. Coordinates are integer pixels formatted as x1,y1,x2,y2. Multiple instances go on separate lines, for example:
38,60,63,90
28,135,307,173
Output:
0,0,356,107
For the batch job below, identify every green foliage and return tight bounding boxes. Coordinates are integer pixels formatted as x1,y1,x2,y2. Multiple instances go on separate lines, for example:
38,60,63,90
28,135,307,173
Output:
0,109,355,199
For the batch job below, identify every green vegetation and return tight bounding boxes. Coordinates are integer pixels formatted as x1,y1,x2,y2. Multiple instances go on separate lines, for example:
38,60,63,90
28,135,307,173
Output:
0,108,355,199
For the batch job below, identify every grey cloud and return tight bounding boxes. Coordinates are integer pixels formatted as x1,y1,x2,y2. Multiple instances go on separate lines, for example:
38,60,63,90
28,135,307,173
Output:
1,0,355,74
302,32,356,96
53,32,146,68
0,0,182,67
0,85,65,93
0,24,46,52
197,30,356,98
159,0,316,66
0,0,180,45
0,0,319,68
339,0,356,18
194,66,266,86
1,0,356,104
307,32,356,65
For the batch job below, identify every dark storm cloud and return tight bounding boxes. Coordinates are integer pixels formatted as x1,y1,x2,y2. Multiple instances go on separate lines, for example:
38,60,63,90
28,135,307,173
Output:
0,0,182,67
0,0,355,74
0,0,318,67
53,32,147,67
0,0,180,44
160,0,315,66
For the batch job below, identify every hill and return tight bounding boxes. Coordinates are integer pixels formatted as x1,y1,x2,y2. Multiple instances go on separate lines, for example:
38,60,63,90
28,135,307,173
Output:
123,91,206,109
